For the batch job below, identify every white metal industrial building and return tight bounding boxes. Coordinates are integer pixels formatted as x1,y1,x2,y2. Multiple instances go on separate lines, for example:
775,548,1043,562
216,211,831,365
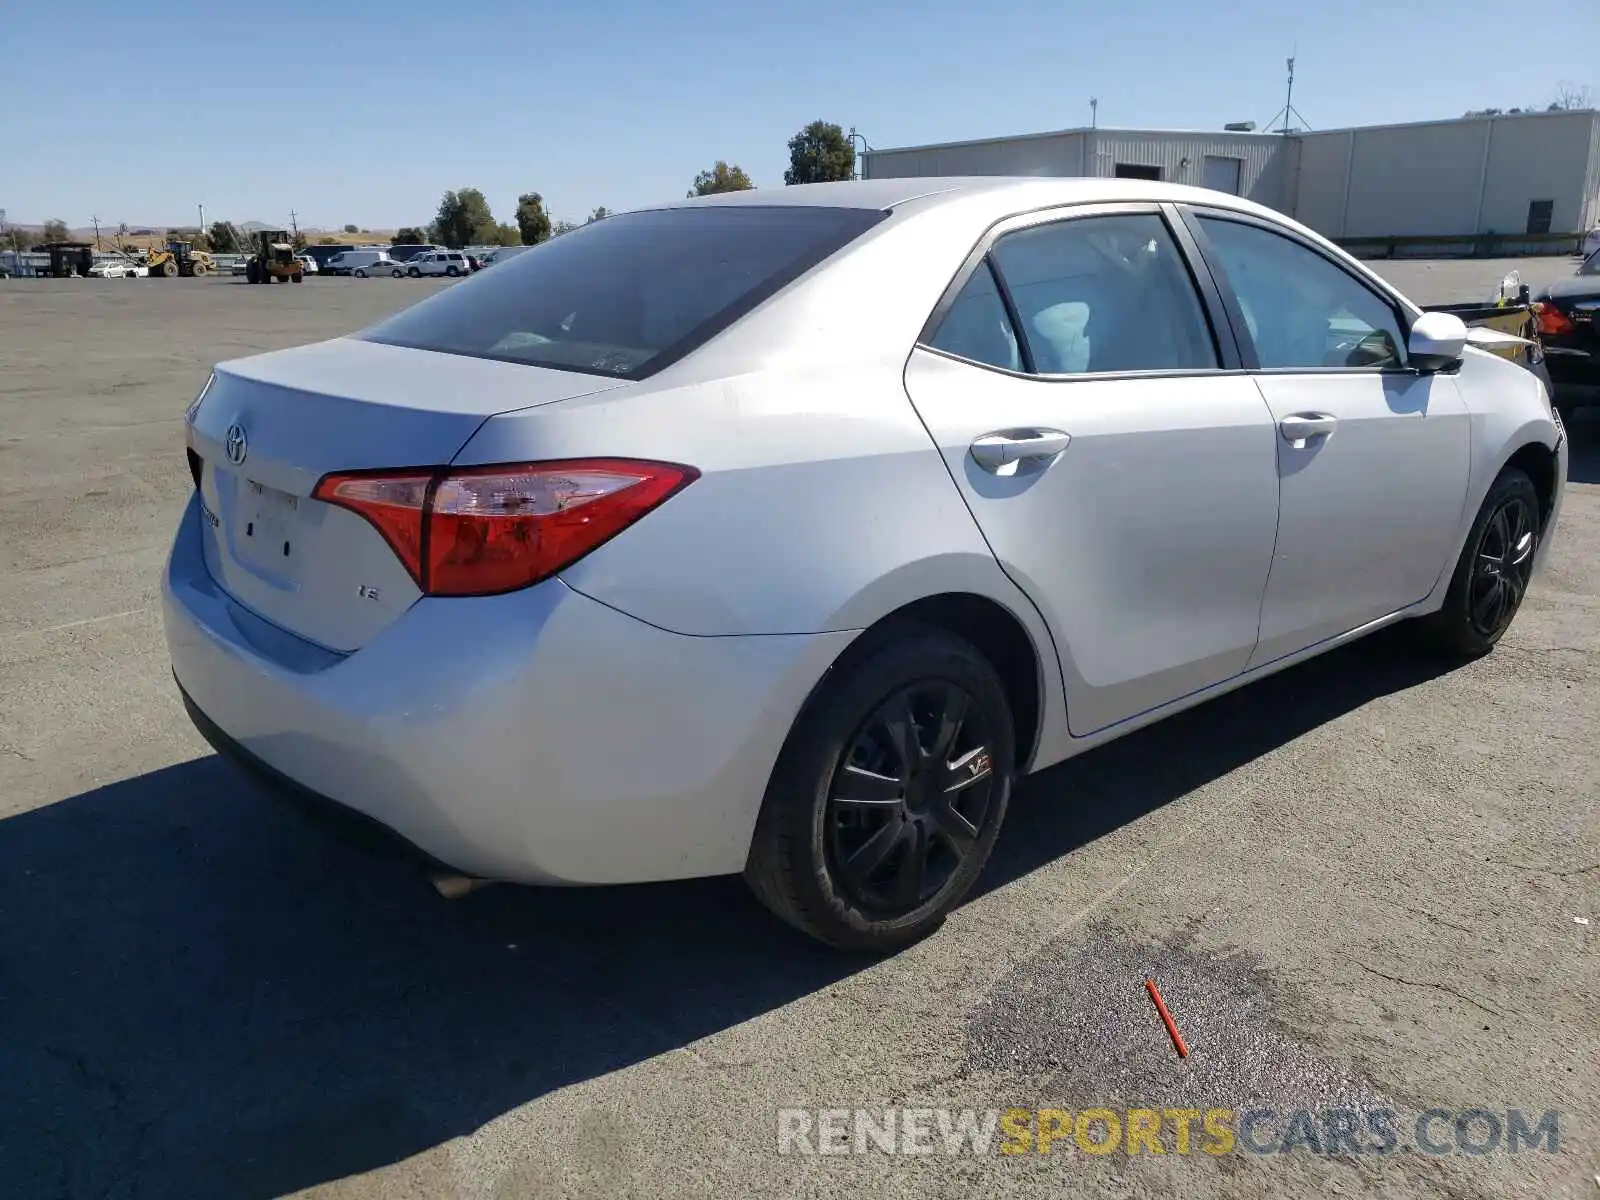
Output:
862,109,1600,254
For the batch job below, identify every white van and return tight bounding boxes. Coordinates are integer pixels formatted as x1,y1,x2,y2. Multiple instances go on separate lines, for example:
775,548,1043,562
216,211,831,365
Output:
325,249,390,277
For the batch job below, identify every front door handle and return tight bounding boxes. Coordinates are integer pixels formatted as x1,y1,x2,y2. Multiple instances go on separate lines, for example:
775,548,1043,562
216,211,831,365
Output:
1279,413,1338,446
970,429,1071,474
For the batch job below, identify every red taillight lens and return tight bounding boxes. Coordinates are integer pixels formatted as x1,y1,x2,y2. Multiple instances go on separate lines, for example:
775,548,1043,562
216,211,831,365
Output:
313,459,697,597
1534,302,1574,337
313,471,434,583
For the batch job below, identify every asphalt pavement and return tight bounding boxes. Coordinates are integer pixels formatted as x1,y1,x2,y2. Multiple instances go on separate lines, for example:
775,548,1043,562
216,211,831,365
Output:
0,272,1594,1199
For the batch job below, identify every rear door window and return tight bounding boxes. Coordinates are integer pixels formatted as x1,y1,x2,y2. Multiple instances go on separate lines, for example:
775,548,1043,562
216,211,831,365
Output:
362,205,886,378
988,213,1218,374
923,261,1021,371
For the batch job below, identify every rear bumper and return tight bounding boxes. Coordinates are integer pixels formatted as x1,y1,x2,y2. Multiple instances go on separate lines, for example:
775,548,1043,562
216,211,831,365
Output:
1542,344,1599,391
163,494,852,884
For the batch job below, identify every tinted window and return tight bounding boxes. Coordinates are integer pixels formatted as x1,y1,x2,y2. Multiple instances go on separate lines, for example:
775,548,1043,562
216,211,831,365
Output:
989,214,1217,374
1197,216,1407,370
924,261,1021,371
363,206,886,378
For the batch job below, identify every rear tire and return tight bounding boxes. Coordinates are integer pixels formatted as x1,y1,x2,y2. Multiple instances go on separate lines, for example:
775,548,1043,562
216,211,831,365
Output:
408,267,421,278
354,268,367,278
1417,467,1540,658
744,623,1014,951
446,265,460,276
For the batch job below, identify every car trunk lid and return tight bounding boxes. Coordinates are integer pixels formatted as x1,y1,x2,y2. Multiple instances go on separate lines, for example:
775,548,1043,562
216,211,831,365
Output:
187,337,628,652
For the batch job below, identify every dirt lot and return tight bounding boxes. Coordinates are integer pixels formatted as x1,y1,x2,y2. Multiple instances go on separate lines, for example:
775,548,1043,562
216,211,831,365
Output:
0,273,1595,1200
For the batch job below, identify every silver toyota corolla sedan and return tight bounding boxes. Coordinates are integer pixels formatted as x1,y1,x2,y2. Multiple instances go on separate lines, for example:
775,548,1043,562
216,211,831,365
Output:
165,178,1567,950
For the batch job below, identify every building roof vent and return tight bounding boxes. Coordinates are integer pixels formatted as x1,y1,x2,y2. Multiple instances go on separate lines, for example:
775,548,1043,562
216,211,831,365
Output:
1224,121,1257,132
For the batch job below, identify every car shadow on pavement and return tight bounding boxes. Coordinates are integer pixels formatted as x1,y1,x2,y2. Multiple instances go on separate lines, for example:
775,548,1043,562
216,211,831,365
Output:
0,629,1453,1199
983,625,1452,893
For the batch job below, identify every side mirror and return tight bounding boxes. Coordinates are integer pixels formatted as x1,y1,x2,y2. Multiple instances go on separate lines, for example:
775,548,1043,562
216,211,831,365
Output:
1408,311,1467,371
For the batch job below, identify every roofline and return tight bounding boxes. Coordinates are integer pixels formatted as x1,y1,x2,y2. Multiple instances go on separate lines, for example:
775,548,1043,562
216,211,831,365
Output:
865,108,1600,158
864,125,1289,158
1304,107,1600,137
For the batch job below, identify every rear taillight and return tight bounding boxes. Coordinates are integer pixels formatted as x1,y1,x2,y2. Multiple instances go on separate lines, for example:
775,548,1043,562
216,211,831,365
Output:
313,459,697,597
1534,302,1574,337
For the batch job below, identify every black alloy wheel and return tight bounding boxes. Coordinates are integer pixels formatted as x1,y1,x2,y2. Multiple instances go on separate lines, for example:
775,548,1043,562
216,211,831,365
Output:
744,623,1014,951
1420,465,1541,658
826,682,996,916
1468,491,1536,638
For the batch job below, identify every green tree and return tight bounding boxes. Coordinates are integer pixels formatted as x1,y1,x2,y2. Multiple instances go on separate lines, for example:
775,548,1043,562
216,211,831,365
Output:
208,221,240,253
783,121,854,185
5,227,32,253
688,161,754,197
42,218,70,242
342,223,360,233
433,188,496,249
586,206,611,224
393,227,428,245
189,231,212,252
550,219,578,237
317,236,338,245
292,232,308,251
515,192,551,245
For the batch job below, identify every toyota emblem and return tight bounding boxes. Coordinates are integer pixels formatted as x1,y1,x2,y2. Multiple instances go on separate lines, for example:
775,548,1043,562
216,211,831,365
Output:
224,423,248,466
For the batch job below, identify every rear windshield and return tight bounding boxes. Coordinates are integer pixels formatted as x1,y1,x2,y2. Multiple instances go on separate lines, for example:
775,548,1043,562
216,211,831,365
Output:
360,205,886,378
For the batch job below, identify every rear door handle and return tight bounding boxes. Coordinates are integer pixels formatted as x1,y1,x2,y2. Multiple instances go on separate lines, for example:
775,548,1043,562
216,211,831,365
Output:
1278,413,1338,445
970,429,1071,474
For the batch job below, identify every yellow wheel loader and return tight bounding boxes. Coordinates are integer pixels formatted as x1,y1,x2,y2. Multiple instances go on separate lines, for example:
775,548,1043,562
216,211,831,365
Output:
146,240,216,278
243,231,304,284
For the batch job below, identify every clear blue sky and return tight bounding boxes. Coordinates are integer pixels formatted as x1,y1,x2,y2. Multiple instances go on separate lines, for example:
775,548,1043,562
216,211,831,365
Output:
1,0,1592,231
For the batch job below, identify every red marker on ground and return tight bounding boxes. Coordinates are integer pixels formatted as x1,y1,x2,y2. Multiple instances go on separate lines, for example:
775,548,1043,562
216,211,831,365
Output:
1145,977,1190,1059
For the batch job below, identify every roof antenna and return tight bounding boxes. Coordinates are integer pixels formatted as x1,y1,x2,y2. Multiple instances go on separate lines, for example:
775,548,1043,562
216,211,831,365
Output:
1263,52,1311,134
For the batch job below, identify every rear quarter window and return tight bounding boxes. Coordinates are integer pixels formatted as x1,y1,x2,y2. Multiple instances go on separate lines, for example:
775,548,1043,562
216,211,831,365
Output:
361,205,886,379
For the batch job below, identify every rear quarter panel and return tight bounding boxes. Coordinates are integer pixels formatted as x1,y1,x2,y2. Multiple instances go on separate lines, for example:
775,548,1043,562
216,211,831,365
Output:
446,196,1083,766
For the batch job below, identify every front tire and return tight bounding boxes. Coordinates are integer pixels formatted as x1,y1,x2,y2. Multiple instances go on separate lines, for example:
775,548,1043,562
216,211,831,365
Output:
1419,466,1540,658
744,624,1014,951
408,267,421,278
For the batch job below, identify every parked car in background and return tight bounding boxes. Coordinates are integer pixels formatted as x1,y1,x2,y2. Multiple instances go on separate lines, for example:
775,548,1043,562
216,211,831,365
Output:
386,243,437,264
297,254,318,275
167,179,1565,951
325,249,390,277
231,259,250,277
1533,248,1600,416
358,258,408,279
351,255,400,278
406,250,470,277
88,260,143,279
300,244,357,274
480,245,534,268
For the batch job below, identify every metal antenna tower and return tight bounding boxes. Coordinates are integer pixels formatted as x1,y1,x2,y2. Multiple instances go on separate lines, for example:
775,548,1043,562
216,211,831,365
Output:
1263,55,1311,134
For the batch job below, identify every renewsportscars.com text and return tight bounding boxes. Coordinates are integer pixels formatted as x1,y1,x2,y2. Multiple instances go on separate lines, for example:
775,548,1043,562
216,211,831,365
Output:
776,1106,1562,1157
